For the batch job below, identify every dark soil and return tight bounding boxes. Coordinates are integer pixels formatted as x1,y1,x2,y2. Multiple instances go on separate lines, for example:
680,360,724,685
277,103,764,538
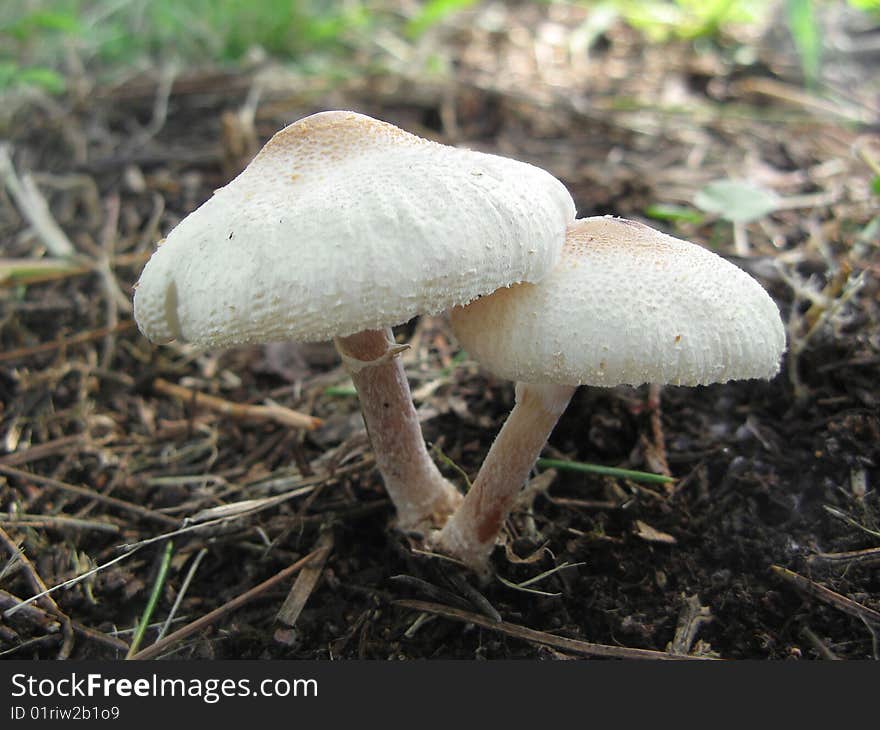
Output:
1,2,878,660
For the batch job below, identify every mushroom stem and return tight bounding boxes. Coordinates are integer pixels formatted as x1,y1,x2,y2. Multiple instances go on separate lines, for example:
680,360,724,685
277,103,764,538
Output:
335,328,463,533
434,382,576,573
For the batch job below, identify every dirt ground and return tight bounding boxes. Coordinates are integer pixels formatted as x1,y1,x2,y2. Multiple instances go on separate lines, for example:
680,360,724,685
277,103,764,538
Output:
1,2,878,660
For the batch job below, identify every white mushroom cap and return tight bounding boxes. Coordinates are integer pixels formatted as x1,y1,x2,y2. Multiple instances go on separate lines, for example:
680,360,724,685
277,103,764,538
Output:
134,111,575,347
450,216,786,387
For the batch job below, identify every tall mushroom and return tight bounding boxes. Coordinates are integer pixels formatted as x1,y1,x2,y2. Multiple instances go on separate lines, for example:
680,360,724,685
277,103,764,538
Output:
133,110,576,533
435,216,786,571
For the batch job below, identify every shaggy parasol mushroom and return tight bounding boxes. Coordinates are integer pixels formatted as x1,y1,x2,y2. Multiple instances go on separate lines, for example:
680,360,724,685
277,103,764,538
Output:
133,110,575,532
435,216,786,571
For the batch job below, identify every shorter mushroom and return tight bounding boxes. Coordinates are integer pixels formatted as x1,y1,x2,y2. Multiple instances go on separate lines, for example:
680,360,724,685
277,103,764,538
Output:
434,216,786,572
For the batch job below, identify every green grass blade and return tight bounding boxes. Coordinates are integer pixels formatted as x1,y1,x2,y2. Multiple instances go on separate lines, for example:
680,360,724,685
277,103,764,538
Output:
126,540,174,659
537,458,675,484
644,203,705,225
323,384,357,397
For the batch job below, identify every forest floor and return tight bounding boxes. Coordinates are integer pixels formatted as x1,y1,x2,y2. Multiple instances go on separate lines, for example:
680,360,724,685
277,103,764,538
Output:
1,2,878,660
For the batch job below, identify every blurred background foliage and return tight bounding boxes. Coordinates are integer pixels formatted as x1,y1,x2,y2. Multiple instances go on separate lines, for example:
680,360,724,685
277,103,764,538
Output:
2,0,878,96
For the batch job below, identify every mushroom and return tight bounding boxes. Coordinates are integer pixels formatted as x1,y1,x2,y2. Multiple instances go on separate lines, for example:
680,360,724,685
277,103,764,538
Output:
133,110,576,532
435,216,786,571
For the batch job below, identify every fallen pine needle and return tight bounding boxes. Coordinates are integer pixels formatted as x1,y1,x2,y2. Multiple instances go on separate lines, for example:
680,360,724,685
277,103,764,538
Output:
120,484,317,551
822,505,880,540
0,321,136,363
0,435,83,466
770,565,880,625
0,514,120,534
0,464,179,528
394,599,714,660
809,547,880,568
157,548,208,641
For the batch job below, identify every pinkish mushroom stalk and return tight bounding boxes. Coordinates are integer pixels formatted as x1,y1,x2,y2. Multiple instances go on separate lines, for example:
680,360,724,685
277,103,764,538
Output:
436,216,787,573
435,382,574,571
335,328,462,532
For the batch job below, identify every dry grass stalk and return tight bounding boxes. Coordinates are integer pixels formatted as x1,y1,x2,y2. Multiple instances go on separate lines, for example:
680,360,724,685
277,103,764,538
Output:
0,144,75,257
275,530,334,626
152,378,322,431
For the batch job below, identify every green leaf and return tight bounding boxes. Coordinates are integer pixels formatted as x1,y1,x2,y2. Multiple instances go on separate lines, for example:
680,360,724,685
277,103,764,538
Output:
24,10,81,34
847,0,880,15
0,61,19,87
613,0,769,41
0,61,66,94
786,0,821,88
872,176,880,196
16,67,66,94
407,0,477,37
694,179,781,223
4,10,80,40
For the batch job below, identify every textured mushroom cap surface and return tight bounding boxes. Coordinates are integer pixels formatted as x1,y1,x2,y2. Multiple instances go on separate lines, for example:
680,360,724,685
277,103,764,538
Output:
133,110,575,347
450,217,786,387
